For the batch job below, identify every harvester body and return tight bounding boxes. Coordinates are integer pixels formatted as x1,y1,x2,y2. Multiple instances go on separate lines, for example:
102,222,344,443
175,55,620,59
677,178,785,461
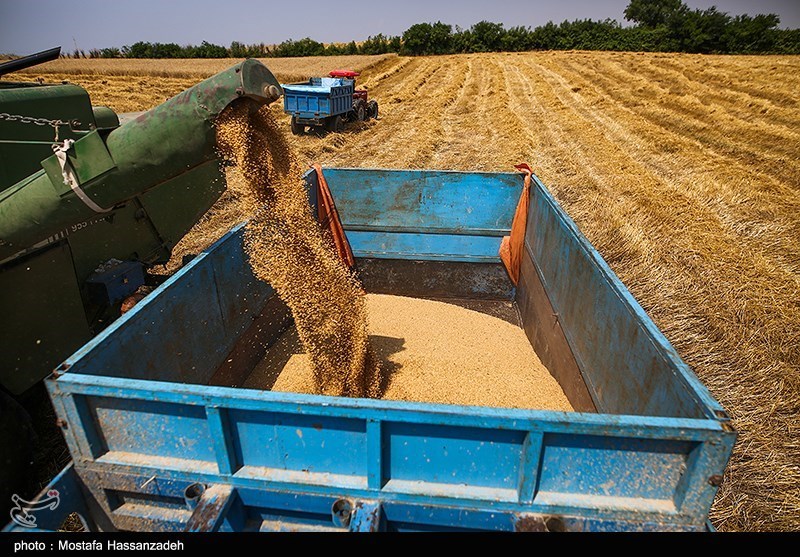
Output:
0,53,283,396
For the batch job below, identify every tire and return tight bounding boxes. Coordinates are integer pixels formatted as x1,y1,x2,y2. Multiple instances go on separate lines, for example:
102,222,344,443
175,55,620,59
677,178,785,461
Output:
367,100,378,120
290,116,304,136
327,115,343,133
353,99,366,122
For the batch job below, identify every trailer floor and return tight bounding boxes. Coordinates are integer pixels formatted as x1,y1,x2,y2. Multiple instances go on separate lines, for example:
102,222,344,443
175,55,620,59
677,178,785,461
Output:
239,294,573,411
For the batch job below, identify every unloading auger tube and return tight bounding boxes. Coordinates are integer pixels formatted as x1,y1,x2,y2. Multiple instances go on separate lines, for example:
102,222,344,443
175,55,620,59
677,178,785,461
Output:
0,59,282,260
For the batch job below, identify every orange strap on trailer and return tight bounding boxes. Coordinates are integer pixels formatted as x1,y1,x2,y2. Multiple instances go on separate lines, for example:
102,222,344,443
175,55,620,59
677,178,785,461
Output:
499,163,533,285
312,163,356,269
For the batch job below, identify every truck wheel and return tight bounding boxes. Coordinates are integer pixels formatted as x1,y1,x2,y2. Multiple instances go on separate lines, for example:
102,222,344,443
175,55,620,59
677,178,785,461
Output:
327,115,343,133
367,100,379,120
290,117,304,136
353,99,366,122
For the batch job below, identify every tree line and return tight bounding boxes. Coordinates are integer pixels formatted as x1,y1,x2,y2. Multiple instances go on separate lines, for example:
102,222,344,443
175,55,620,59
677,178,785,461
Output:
75,0,800,59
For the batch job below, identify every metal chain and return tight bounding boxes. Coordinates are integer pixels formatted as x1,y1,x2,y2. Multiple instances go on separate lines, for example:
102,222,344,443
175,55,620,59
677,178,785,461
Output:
0,112,69,140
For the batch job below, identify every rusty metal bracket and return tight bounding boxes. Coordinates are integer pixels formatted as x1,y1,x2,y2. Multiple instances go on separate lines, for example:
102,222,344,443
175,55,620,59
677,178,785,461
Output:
348,501,383,532
184,484,238,532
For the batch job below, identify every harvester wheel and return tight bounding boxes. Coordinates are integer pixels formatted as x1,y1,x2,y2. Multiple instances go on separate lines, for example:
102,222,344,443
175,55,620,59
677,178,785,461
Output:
367,100,378,120
353,99,366,122
327,115,343,133
290,117,304,135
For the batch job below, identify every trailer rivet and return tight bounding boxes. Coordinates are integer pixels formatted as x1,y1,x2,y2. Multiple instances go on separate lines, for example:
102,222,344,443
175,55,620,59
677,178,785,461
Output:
545,516,566,532
184,483,206,510
55,418,68,429
708,474,724,487
331,498,353,528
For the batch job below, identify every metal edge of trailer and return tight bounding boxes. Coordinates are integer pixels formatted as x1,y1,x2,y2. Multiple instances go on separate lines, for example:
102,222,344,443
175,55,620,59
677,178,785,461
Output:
50,223,247,370
526,171,728,421
46,370,733,530
37,168,734,531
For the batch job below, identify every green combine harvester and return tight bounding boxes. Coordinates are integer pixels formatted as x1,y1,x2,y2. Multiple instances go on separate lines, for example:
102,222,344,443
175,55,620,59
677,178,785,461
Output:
0,47,284,509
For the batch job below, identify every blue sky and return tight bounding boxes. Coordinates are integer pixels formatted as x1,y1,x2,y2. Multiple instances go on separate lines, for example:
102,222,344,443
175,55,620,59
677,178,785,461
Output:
1,0,798,54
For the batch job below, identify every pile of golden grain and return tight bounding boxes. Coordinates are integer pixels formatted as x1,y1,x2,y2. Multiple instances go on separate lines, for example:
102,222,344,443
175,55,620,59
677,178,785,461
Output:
245,293,573,411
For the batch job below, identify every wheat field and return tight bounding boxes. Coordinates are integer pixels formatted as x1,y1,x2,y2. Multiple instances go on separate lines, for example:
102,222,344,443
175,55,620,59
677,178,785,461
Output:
11,55,392,113
8,52,800,531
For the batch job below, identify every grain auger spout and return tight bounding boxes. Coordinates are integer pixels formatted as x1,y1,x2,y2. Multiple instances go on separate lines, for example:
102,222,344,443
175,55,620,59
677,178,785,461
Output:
0,59,282,261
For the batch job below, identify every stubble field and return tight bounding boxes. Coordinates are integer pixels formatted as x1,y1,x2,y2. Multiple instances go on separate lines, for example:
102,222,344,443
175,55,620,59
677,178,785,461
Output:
11,51,800,531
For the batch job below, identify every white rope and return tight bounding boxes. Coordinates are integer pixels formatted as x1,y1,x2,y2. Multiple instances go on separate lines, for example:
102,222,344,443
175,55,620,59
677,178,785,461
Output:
52,139,111,213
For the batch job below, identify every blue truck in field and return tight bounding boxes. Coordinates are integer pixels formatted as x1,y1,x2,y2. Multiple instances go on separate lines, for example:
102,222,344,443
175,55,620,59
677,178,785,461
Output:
282,70,378,135
3,167,735,533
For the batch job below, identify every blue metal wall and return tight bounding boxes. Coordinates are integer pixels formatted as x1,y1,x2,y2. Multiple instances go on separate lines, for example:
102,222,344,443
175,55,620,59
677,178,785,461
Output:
63,225,272,385
46,372,732,531
522,174,727,420
308,168,519,264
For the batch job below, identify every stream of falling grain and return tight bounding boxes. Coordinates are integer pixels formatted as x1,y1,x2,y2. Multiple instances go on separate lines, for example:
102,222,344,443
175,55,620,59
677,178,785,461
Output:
215,101,382,398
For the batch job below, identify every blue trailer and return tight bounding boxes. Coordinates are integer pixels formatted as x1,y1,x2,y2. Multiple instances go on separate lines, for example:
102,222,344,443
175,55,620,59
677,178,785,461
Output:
4,168,735,532
283,71,377,135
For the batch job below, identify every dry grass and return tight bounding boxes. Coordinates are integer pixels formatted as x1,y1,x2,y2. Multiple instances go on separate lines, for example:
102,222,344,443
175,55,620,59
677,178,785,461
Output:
7,74,203,114
10,54,394,82
3,55,397,114
13,51,799,531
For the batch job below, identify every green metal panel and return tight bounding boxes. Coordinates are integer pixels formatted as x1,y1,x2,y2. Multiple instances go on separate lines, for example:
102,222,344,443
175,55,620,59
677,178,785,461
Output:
66,202,168,282
0,242,90,394
138,160,226,252
41,130,117,196
67,162,226,282
91,106,119,129
0,59,282,394
0,83,98,190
